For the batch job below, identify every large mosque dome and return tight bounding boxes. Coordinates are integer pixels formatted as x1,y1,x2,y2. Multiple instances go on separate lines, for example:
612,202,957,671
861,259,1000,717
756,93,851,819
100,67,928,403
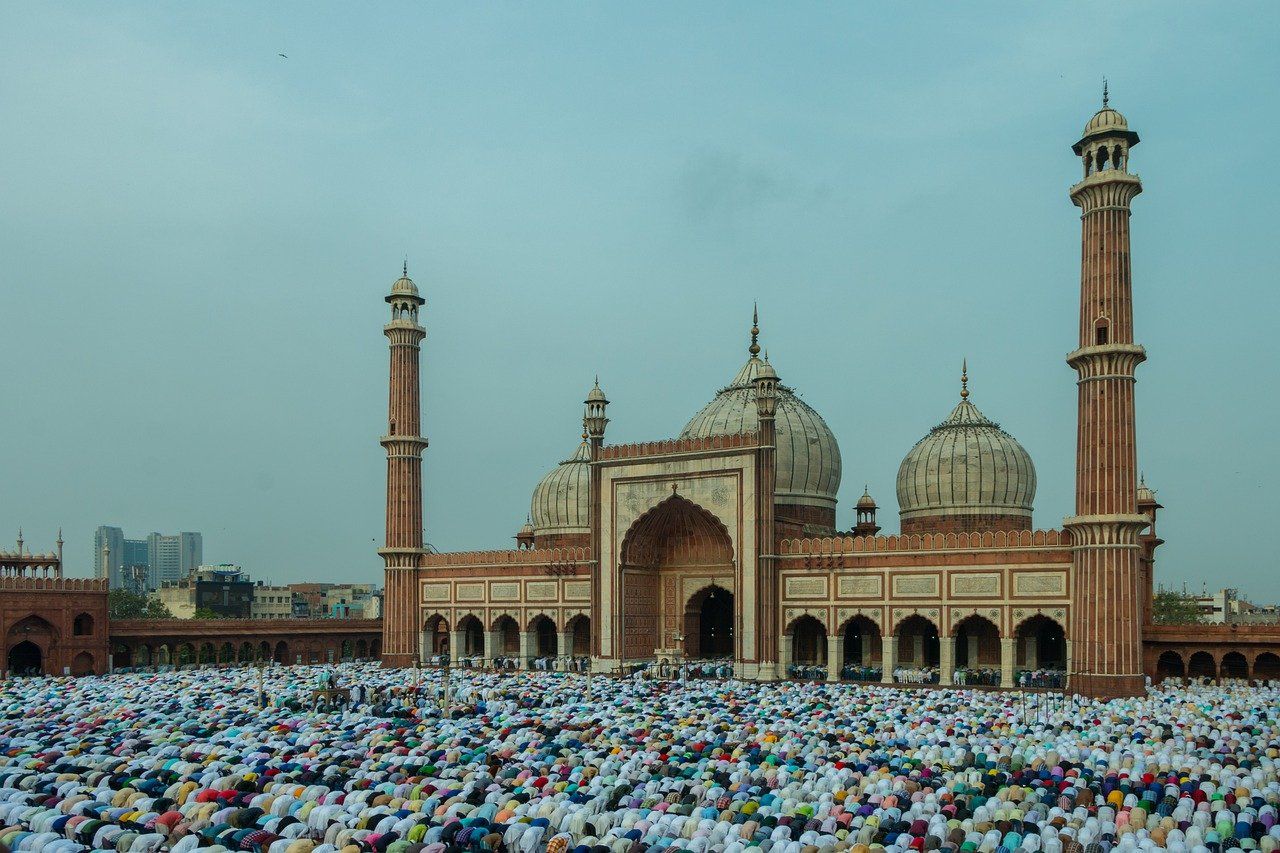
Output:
680,335,841,516
529,437,591,536
896,369,1035,534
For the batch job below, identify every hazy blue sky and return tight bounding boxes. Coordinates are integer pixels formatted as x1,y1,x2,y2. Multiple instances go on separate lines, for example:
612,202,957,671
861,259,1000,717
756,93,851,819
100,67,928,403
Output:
2,4,1277,598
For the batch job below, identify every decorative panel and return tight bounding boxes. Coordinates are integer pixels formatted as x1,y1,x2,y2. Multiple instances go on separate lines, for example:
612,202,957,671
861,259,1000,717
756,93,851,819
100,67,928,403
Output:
950,573,1000,597
422,584,451,603
1013,571,1067,597
526,581,558,601
564,581,591,601
892,574,939,597
784,576,828,599
838,575,882,598
489,582,519,601
455,583,485,602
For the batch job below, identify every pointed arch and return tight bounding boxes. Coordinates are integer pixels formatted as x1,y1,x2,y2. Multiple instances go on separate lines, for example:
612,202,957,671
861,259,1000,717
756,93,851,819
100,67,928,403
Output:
620,493,735,568
1155,650,1185,681
620,494,735,660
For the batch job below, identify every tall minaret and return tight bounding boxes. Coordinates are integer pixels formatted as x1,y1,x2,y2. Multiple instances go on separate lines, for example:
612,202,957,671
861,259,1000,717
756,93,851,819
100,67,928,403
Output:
584,377,609,661
752,326,779,679
379,263,427,668
1064,86,1150,699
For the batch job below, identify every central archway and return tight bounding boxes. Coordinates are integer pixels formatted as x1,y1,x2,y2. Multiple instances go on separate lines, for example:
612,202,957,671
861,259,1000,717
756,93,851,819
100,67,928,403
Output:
685,585,734,658
7,641,42,675
619,494,735,661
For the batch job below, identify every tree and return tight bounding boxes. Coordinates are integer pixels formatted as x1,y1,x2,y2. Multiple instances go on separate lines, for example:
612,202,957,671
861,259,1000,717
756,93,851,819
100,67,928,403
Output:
193,607,225,620
1153,587,1205,625
108,589,174,620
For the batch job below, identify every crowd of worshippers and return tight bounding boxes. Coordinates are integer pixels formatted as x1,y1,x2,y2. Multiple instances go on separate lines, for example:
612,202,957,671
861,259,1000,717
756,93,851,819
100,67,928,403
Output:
4,662,1280,853
419,655,590,673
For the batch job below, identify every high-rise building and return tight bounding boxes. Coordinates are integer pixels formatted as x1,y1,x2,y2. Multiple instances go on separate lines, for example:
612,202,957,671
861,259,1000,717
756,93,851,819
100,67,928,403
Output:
92,526,125,587
147,532,203,588
93,526,199,591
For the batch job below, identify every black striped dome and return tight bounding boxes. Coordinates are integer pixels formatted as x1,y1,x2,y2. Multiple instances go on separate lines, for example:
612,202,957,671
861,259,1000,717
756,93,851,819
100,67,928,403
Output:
680,356,841,509
896,397,1036,523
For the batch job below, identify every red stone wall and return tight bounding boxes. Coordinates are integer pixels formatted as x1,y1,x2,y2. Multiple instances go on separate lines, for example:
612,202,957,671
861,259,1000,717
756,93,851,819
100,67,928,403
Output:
1,581,109,676
775,503,836,535
532,532,590,551
900,513,1031,536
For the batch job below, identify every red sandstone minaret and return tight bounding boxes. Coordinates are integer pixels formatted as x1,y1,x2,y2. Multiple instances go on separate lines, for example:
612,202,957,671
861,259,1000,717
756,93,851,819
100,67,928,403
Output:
1065,86,1150,698
751,319,779,677
380,263,427,668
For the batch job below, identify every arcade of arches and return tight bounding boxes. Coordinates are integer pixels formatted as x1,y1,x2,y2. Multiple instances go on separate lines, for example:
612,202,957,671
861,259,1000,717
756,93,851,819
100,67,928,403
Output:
106,619,381,672
782,611,1067,687
421,612,593,664
1152,649,1280,683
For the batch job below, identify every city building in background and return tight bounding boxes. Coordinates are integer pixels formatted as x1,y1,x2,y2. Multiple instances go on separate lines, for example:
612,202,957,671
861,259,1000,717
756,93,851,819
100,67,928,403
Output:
92,526,146,589
251,582,294,619
147,532,202,589
285,583,382,619
93,526,201,591
155,564,251,619
1193,588,1280,625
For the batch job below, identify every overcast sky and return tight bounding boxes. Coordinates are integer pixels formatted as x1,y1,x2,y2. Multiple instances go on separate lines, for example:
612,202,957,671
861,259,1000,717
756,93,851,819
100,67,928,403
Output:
2,3,1277,599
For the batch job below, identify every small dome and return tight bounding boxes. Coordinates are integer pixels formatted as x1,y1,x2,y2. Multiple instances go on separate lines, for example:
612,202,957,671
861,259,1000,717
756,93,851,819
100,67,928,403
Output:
1083,106,1128,137
387,263,422,302
530,439,591,534
390,274,419,297
856,488,877,510
896,394,1036,525
517,517,535,537
1137,477,1158,505
1073,97,1139,155
585,378,607,404
680,355,841,509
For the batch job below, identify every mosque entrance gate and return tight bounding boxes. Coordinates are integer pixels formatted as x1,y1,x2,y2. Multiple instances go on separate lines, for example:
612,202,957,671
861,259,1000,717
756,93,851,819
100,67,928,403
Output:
596,448,761,676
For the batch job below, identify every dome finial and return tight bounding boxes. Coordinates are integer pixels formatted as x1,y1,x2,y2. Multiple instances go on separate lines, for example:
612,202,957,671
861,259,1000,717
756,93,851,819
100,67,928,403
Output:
960,358,969,400
1102,77,1109,109
749,302,761,357
402,258,408,278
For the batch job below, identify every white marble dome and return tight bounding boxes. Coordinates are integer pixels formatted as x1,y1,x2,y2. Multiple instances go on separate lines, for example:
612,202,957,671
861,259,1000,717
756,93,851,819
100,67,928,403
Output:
530,439,591,535
680,355,842,510
896,394,1036,524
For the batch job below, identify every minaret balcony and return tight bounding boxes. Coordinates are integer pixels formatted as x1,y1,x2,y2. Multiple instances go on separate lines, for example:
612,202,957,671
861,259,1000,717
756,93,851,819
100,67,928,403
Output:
1066,343,1146,379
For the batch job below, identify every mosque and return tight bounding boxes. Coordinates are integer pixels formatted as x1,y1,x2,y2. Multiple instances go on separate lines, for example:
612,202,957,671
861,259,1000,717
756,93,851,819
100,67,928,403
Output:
379,95,1163,699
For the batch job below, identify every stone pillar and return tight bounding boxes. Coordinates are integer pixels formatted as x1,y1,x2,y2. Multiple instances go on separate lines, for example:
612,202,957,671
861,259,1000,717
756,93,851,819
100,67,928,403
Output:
519,632,534,669
449,631,464,662
939,636,955,686
912,635,924,667
967,634,979,668
779,635,793,678
881,636,897,684
827,638,843,683
1025,636,1039,670
484,631,501,663
1001,637,1016,688
557,632,573,664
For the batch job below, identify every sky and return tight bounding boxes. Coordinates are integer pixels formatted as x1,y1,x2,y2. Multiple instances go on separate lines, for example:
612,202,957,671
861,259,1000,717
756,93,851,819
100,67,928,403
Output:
1,4,1277,598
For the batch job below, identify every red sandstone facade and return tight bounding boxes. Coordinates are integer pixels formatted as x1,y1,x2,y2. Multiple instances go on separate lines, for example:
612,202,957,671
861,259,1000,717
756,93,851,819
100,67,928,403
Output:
1,536,109,676
378,96,1274,697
